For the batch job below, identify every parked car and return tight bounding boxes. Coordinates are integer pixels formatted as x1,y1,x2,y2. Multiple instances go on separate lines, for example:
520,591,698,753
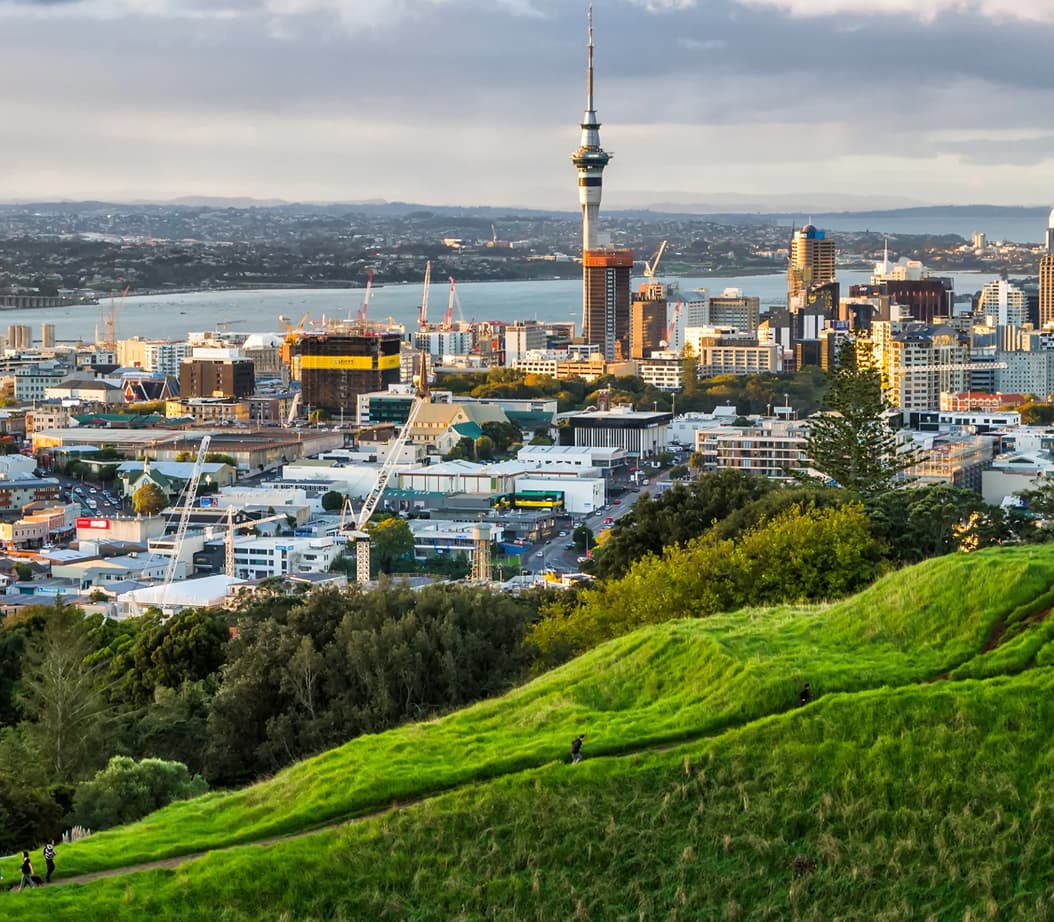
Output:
604,516,614,525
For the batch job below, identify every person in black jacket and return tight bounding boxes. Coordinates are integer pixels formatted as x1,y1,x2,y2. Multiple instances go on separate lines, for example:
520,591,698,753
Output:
17,851,37,891
799,683,812,707
570,734,586,763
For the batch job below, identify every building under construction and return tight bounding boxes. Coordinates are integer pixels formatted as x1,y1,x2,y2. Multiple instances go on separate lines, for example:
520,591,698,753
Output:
294,325,402,417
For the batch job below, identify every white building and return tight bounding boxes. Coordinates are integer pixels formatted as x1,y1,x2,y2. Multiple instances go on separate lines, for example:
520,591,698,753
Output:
504,324,548,366
116,574,247,619
978,278,1028,329
567,408,671,458
15,364,69,402
513,475,605,515
668,408,741,446
143,341,192,376
638,351,685,391
516,445,626,471
229,534,343,579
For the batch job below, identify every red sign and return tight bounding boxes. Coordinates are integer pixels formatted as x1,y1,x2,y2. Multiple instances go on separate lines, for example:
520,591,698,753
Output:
76,518,110,530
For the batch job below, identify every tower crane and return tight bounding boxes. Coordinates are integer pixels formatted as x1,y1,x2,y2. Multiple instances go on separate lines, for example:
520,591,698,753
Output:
357,270,375,323
224,507,295,577
418,261,432,330
644,240,668,280
348,395,429,583
665,299,684,349
443,277,456,330
102,286,130,349
162,435,212,587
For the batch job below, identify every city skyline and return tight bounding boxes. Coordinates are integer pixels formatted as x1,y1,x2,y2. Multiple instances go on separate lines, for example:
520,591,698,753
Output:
1,0,1053,209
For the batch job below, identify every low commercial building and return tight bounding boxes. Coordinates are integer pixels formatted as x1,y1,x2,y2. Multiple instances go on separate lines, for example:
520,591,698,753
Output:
638,352,685,391
0,502,78,549
513,475,605,516
902,433,994,491
75,514,168,544
516,445,626,471
567,408,672,458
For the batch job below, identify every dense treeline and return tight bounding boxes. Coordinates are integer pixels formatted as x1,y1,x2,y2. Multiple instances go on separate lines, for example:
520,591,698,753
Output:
0,583,542,854
441,365,829,416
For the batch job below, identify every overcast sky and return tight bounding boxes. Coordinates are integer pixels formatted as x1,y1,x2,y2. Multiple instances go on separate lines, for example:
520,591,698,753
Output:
1,0,1052,210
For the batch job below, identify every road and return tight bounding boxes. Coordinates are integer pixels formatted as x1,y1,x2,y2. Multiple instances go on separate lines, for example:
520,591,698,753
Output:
524,464,677,575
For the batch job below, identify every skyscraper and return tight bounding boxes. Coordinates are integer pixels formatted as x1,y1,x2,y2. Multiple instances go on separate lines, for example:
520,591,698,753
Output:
572,5,632,361
1041,209,1054,329
787,225,836,304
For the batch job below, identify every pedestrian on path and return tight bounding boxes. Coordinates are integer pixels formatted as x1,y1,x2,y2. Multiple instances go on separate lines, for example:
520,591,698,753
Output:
799,683,812,707
17,851,37,891
43,840,56,883
571,734,586,764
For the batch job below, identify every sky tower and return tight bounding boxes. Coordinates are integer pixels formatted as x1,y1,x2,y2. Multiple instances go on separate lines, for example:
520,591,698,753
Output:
571,4,611,252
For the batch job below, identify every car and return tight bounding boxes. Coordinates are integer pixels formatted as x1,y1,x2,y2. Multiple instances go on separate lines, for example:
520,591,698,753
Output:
564,542,575,550
558,530,568,537
577,555,589,563
604,516,614,525
535,551,544,559
613,499,621,505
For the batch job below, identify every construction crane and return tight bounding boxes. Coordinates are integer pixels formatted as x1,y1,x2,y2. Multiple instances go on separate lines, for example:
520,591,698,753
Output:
224,507,293,577
285,390,302,427
102,286,129,349
348,395,429,584
443,277,456,330
357,270,375,323
644,240,668,280
418,261,432,330
162,435,212,587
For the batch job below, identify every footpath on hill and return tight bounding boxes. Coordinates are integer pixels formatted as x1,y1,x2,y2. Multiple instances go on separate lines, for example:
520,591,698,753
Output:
40,672,935,891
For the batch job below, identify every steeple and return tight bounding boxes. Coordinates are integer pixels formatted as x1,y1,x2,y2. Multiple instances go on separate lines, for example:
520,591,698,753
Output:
572,2,611,253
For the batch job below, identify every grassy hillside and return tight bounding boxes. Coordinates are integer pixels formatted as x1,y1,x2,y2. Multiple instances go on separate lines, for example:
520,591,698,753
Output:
6,546,1054,918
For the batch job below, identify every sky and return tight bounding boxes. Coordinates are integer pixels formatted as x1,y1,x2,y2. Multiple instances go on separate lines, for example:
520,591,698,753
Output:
1,0,1053,211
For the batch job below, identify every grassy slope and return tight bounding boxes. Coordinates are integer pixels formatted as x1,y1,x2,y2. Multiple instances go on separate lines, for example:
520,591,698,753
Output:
10,672,1054,921
25,545,1054,880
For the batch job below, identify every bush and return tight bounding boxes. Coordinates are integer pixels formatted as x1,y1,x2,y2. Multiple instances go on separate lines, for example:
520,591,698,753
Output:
70,756,208,831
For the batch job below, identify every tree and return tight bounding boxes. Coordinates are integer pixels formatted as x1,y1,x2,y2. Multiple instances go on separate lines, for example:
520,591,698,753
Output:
320,490,346,513
475,434,496,460
70,756,208,831
805,337,919,496
368,517,415,575
133,482,169,516
18,603,112,783
590,470,776,580
482,421,522,453
572,524,594,551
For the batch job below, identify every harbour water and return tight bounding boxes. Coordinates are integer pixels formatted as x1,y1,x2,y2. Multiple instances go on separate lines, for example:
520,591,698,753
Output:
0,269,1008,344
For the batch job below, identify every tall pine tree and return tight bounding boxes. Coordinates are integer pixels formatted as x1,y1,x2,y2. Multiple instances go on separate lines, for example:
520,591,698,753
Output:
805,336,920,495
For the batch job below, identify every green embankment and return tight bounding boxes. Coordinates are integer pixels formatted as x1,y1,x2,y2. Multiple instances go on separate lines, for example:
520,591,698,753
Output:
6,546,1054,918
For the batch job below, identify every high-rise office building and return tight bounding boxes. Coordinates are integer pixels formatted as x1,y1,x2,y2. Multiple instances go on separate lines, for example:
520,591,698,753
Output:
787,225,836,303
296,331,402,417
571,6,633,361
1042,209,1054,329
631,294,668,360
583,250,633,361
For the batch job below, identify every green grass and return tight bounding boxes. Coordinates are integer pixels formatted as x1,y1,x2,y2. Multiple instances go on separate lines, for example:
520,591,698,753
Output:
8,670,1054,920
6,545,1054,918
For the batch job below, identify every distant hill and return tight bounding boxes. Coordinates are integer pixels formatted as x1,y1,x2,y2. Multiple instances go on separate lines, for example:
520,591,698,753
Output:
11,545,1054,918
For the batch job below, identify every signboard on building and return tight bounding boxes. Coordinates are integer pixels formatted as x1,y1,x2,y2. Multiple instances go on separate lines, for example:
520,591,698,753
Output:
200,496,219,507
76,518,110,530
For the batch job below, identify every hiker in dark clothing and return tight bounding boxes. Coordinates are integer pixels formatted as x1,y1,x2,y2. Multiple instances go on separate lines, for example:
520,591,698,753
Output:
799,683,812,707
17,851,37,891
43,840,56,883
571,734,586,763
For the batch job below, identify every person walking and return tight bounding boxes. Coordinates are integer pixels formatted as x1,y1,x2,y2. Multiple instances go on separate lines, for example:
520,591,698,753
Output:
43,840,56,883
17,851,37,891
799,683,812,707
570,734,586,764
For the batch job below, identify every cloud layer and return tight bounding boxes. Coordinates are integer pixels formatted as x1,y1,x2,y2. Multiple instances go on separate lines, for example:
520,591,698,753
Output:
0,0,1052,207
